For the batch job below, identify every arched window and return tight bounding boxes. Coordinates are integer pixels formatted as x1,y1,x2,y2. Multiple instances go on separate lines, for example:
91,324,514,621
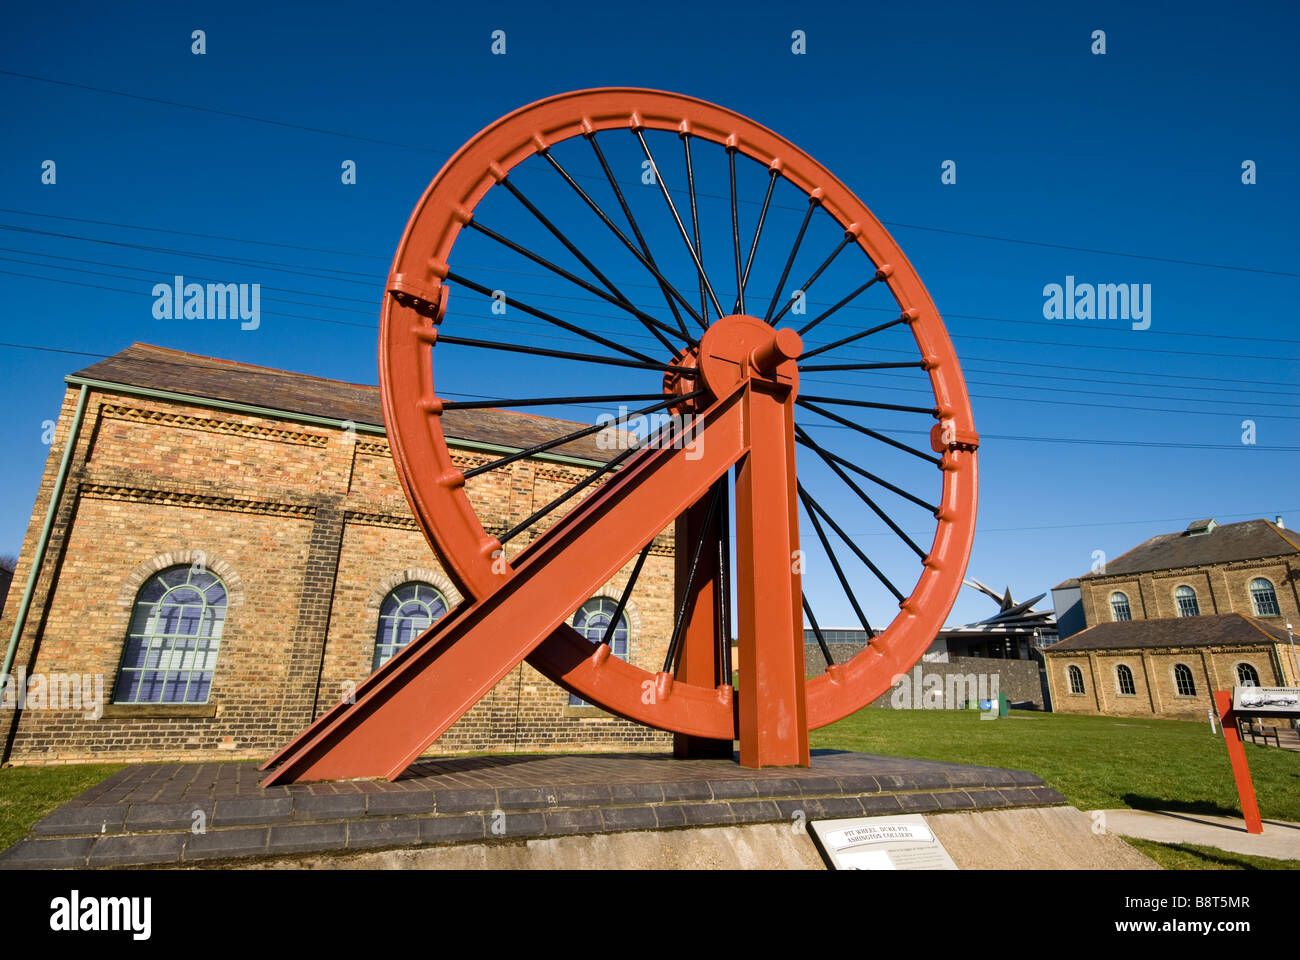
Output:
1237,662,1260,687
1067,665,1085,695
1116,664,1136,696
1174,585,1200,617
569,597,629,706
1109,591,1132,622
374,582,448,670
1250,578,1280,617
1174,663,1196,697
114,565,227,703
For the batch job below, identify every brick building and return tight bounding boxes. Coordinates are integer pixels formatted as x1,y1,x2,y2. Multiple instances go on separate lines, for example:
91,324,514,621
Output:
0,344,676,765
1044,518,1300,720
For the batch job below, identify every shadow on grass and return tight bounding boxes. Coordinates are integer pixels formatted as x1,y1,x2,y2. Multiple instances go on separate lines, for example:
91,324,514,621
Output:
1123,793,1244,819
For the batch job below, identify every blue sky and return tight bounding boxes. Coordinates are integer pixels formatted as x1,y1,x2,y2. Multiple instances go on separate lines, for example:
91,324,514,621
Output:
1,0,1296,628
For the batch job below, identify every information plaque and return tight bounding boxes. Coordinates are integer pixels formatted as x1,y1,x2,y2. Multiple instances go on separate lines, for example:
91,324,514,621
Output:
810,814,959,870
1233,686,1300,718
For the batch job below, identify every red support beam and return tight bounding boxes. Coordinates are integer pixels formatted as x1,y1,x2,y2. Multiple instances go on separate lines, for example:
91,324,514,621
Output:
1213,690,1263,835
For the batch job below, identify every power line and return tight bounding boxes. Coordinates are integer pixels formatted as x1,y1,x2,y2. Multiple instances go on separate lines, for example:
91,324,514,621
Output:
4,66,1298,279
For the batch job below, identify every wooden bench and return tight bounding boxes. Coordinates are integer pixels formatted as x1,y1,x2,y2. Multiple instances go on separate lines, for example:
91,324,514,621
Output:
1237,717,1282,748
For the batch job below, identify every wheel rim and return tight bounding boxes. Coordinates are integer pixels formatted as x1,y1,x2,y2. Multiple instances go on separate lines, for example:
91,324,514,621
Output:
380,87,979,739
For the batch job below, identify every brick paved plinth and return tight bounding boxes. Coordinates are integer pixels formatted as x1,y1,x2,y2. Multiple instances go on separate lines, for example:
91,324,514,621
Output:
0,750,1064,869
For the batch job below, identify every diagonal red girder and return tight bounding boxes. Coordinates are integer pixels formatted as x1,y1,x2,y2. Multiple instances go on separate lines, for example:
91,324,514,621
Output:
261,385,748,785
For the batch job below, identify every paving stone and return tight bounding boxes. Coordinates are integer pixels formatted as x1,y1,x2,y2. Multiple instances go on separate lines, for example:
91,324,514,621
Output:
752,778,803,799
434,789,498,814
88,833,186,867
660,781,712,802
679,802,735,827
936,790,977,810
365,792,435,816
728,800,781,824
796,776,844,796
654,805,688,828
1031,786,1067,805
999,787,1044,807
348,817,422,850
706,779,758,800
858,794,904,815
32,804,126,837
496,811,546,838
291,793,367,820
0,837,94,869
833,774,881,794
552,784,613,807
125,802,208,831
543,808,604,835
609,782,663,804
183,828,269,861
420,815,486,844
496,787,554,810
600,806,659,832
212,797,293,826
897,793,942,813
267,822,348,854
817,796,867,818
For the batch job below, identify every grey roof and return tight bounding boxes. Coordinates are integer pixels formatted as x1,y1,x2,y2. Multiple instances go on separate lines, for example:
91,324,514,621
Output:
1080,518,1297,579
1041,613,1291,653
71,343,614,463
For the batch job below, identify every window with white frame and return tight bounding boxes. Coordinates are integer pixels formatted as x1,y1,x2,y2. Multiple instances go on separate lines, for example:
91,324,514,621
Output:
373,582,448,670
114,565,227,703
1109,591,1132,622
1067,664,1085,695
1249,578,1280,617
1174,663,1196,697
1116,664,1136,696
568,597,629,707
1174,585,1200,617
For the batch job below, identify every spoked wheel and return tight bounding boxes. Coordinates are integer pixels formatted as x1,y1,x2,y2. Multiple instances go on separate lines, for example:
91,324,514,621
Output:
262,88,978,784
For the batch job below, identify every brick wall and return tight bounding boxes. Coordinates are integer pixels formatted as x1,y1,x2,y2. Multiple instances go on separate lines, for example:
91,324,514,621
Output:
1080,558,1300,627
1044,644,1289,721
0,385,675,765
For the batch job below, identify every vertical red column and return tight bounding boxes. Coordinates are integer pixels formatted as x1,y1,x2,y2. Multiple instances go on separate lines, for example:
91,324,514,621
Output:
1213,690,1263,835
735,381,809,768
672,481,735,759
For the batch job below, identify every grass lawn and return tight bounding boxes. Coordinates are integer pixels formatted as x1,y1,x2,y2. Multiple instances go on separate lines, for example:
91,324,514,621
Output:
0,763,124,853
811,708,1300,823
1122,838,1300,870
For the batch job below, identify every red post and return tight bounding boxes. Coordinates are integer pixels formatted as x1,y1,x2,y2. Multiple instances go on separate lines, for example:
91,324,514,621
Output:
1213,690,1263,835
735,379,809,768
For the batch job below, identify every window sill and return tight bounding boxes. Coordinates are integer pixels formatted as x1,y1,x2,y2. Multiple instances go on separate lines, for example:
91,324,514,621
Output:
101,703,217,719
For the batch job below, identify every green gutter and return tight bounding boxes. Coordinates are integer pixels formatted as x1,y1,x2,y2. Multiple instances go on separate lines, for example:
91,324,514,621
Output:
3,384,88,684
64,375,612,470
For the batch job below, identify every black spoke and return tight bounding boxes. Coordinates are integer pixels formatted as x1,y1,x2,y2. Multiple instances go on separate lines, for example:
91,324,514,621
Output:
544,147,706,329
462,390,704,480
763,197,819,322
796,427,929,560
800,484,906,603
467,218,691,354
797,484,874,636
800,361,926,372
800,394,939,416
586,133,694,341
635,130,725,320
499,412,689,545
800,312,906,358
447,271,659,364
803,594,836,666
683,135,709,323
793,425,938,514
663,483,725,675
729,148,744,316
441,393,670,412
768,234,853,326
797,398,942,466
496,177,645,326
602,542,653,646
437,333,693,376
738,168,779,311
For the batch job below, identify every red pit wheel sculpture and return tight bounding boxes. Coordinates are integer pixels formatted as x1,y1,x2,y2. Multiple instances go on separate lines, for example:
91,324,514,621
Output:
262,88,979,784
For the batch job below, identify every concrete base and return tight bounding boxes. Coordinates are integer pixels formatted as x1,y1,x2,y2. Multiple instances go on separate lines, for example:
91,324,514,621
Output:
1097,808,1300,861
